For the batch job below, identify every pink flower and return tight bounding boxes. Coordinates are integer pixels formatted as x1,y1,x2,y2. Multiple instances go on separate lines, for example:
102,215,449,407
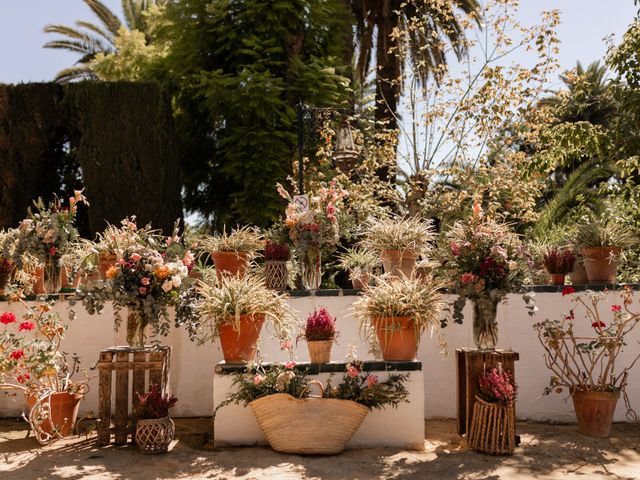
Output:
130,253,142,262
253,374,264,385
450,242,460,256
461,272,476,285
367,375,379,388
280,341,292,351
140,277,151,286
326,204,336,216
562,286,575,297
182,251,195,267
612,305,621,312
18,321,35,332
347,364,359,378
0,312,16,325
285,361,296,369
10,349,24,361
138,287,147,295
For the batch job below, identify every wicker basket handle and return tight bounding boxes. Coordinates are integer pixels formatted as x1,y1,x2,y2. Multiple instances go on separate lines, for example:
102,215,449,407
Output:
300,379,324,398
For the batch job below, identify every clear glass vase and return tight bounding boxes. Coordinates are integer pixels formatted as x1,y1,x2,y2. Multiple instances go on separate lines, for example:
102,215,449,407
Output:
473,292,502,350
301,247,322,290
43,255,62,294
126,310,147,348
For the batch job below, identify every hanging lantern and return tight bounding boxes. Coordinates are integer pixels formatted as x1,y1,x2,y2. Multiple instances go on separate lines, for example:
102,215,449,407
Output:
333,120,360,173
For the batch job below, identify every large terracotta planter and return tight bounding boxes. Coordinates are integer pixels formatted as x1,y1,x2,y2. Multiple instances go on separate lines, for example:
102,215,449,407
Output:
572,390,620,438
581,247,621,283
27,391,83,437
571,261,589,284
307,339,333,363
212,251,250,281
380,250,417,278
60,267,81,290
32,266,46,295
351,273,371,289
372,316,418,361
218,313,265,364
98,253,118,279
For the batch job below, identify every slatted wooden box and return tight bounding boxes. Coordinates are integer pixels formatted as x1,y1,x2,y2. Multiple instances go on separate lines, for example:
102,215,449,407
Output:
96,346,170,446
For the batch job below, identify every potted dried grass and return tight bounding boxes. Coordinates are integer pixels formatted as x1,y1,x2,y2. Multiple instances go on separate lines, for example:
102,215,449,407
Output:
354,275,444,361
193,275,297,364
361,216,434,278
336,248,379,289
303,307,336,363
134,384,177,454
202,226,263,281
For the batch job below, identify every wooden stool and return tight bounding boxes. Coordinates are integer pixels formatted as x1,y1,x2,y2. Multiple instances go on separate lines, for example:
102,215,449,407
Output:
456,348,518,437
96,346,170,446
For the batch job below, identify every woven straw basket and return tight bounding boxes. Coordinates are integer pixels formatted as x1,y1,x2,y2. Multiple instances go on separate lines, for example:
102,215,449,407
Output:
135,417,175,454
250,382,368,454
467,396,515,455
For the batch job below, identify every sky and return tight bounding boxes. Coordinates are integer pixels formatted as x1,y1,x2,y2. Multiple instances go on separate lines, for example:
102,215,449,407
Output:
0,1,637,85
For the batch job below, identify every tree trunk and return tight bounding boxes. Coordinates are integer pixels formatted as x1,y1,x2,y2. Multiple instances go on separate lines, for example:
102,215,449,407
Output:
374,0,400,132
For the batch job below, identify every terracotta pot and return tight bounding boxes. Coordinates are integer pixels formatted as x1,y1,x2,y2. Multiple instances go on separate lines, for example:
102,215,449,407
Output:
571,261,589,284
380,250,417,278
218,313,265,364
32,266,46,295
548,273,566,286
581,247,621,283
307,339,333,363
351,273,371,289
211,251,250,281
98,253,118,279
27,391,83,437
60,267,81,290
372,316,418,361
0,262,14,295
571,390,619,438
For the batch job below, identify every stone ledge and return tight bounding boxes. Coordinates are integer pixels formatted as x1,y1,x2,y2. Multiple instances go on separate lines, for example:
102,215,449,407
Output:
215,360,423,375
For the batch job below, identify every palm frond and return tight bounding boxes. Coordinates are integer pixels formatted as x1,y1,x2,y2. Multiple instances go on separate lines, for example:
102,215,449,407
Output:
53,65,97,83
75,20,115,44
85,0,122,36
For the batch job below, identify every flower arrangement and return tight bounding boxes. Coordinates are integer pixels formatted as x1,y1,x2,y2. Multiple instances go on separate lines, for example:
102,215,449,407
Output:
305,307,336,341
277,180,347,252
543,247,576,275
534,287,640,395
263,241,291,261
478,367,517,405
134,384,177,419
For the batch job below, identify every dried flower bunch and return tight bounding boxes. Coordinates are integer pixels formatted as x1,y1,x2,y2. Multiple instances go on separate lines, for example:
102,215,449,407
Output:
360,215,435,254
201,226,264,254
534,287,640,395
478,367,517,405
543,247,576,275
336,248,380,279
305,307,336,341
354,275,444,348
134,384,177,420
263,241,291,261
190,274,298,344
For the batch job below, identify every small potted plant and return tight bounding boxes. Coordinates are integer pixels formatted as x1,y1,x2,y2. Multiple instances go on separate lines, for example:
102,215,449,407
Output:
534,286,640,437
134,384,178,454
543,247,575,286
263,241,290,290
188,275,297,363
201,226,263,281
361,215,434,278
0,300,90,445
214,360,408,454
467,366,517,455
304,307,336,363
336,248,379,289
354,275,444,361
574,216,635,283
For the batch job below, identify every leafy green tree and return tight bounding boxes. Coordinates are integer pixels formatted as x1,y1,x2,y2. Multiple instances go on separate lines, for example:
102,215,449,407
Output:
43,0,166,82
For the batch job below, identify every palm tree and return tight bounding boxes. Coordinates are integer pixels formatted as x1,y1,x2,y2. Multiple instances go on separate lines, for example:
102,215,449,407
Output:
351,0,481,132
43,0,166,82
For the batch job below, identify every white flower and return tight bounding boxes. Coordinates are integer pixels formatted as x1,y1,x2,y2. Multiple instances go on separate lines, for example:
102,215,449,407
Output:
162,280,174,293
171,275,182,288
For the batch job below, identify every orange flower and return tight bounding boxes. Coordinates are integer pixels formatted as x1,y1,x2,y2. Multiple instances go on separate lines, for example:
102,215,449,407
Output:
105,266,119,280
285,218,296,228
155,265,170,280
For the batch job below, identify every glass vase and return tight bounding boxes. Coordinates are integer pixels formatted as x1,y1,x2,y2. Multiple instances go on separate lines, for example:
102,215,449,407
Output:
301,247,322,290
43,254,62,294
126,310,147,348
473,292,502,350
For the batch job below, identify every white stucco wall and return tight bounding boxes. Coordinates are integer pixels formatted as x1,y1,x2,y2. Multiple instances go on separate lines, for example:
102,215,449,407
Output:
1,291,638,423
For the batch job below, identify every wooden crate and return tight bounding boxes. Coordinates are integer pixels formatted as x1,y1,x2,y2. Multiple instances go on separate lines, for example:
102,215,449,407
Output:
456,348,518,436
96,346,170,446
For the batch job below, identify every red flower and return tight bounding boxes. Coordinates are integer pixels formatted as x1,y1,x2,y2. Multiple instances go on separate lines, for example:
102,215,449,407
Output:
592,321,606,329
0,312,16,325
562,286,575,297
18,321,35,331
565,310,575,321
49,246,57,257
9,349,24,361
612,305,621,312
284,361,296,369
17,373,30,384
